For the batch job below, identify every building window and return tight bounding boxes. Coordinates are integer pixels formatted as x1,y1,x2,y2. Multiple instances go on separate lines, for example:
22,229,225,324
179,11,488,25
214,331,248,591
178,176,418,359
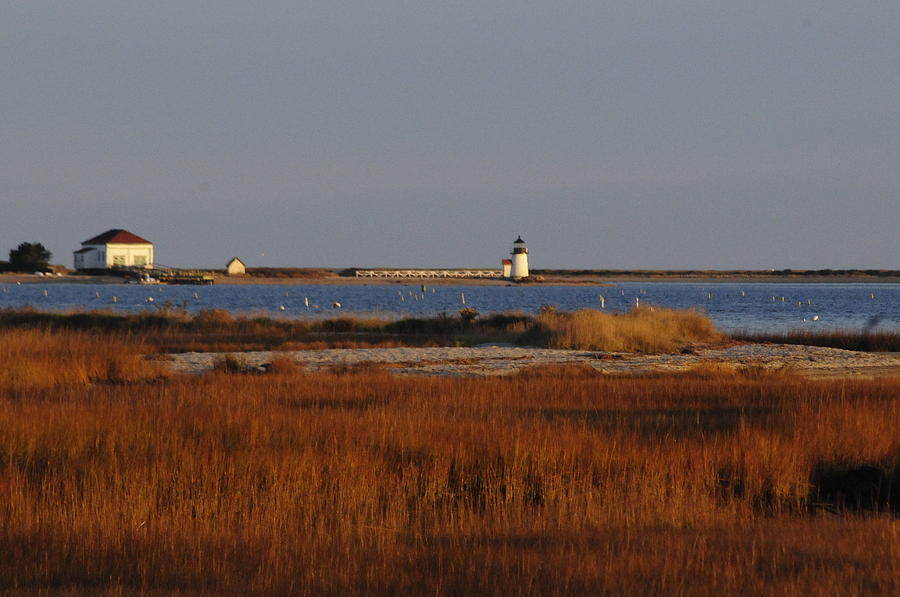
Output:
134,256,147,266
112,256,126,266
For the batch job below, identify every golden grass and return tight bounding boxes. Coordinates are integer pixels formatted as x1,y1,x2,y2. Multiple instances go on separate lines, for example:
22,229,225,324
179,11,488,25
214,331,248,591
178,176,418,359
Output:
0,308,489,352
0,306,726,354
0,329,161,391
535,306,723,352
1,329,898,594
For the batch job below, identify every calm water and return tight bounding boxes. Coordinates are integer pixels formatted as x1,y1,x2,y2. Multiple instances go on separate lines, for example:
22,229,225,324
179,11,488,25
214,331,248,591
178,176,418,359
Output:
0,282,897,332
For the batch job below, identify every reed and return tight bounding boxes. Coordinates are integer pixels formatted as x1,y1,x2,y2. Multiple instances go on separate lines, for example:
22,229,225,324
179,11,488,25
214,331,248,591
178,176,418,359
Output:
532,306,723,352
6,305,896,356
1,328,898,594
1,306,725,354
0,328,160,391
0,308,510,352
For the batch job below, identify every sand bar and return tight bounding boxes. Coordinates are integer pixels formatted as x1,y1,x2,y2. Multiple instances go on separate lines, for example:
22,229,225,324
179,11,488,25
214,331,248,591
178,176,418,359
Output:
165,343,900,379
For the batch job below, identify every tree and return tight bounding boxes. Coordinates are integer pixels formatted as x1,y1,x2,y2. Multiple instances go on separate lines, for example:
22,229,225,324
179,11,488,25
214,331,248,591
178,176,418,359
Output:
9,242,52,272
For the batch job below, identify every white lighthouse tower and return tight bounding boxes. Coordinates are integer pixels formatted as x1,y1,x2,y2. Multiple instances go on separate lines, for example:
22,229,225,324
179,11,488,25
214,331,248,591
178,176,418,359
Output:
510,236,529,279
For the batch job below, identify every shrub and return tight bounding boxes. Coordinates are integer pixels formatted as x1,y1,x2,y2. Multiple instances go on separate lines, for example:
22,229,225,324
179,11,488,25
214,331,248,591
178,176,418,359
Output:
458,307,479,323
478,312,532,330
266,356,304,375
193,309,234,327
213,354,256,374
8,241,51,272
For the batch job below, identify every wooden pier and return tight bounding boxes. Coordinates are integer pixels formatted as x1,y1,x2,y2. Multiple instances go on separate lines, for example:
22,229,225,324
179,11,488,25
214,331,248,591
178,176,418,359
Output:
156,270,215,285
125,265,215,285
355,269,501,279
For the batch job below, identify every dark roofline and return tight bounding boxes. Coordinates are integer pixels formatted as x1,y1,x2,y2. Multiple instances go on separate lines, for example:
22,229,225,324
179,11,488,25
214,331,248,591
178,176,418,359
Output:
82,229,152,245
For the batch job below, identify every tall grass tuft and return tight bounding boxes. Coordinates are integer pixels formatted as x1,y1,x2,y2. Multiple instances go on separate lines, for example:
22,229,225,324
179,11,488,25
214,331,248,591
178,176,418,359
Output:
0,329,160,390
212,353,257,374
533,306,723,352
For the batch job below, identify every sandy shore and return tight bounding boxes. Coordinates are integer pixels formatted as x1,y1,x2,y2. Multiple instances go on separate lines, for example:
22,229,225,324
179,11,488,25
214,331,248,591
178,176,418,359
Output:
164,343,900,379
4,272,898,286
595,275,900,284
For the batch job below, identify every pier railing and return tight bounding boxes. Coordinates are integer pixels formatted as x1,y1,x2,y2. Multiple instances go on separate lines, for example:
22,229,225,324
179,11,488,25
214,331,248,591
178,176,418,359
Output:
355,269,502,279
122,265,215,285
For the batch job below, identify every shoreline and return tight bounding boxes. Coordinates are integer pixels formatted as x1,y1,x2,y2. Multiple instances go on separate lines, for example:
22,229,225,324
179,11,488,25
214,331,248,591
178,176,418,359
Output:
3,273,899,286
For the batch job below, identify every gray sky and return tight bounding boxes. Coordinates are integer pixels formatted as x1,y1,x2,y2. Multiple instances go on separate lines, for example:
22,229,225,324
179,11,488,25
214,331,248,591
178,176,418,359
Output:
2,1,898,269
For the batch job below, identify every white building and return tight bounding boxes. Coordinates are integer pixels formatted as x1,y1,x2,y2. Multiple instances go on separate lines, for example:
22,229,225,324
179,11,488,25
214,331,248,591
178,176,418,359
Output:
73,229,154,270
510,236,529,279
226,257,246,276
501,259,512,278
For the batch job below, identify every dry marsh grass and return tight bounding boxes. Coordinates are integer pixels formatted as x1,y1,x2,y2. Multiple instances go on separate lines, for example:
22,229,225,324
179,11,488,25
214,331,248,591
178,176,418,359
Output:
0,308,508,352
1,307,725,354
1,329,899,594
0,328,161,391
533,307,724,352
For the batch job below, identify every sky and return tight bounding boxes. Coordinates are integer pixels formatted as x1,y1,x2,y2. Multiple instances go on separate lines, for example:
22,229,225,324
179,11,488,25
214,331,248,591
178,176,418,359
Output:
2,1,898,270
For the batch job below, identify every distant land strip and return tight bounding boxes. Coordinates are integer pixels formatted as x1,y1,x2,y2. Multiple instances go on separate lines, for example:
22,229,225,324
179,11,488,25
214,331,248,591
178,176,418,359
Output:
529,268,900,278
248,267,900,280
238,267,900,278
2,268,898,286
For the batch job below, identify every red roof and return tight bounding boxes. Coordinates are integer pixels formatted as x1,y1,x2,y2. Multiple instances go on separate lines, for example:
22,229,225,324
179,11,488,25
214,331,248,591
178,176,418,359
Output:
501,259,512,265
82,229,152,245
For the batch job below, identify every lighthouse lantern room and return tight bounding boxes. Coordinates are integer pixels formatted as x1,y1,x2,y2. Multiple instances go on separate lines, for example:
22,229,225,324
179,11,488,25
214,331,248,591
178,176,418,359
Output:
510,236,529,279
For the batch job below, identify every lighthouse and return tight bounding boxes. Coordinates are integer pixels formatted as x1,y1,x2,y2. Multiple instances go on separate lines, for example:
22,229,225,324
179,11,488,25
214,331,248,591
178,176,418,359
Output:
510,236,529,279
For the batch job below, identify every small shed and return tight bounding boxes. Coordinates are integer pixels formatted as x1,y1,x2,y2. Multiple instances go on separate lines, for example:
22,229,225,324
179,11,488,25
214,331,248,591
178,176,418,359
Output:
501,259,512,278
226,257,246,276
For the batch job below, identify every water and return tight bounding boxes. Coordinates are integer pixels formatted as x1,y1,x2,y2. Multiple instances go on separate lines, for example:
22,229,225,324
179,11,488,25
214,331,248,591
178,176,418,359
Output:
0,281,897,332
